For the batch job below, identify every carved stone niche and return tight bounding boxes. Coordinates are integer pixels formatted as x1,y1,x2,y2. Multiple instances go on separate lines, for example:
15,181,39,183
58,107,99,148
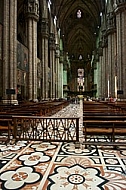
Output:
116,0,126,5
107,12,116,31
114,0,126,12
40,18,49,36
24,0,39,21
49,33,55,50
101,34,108,48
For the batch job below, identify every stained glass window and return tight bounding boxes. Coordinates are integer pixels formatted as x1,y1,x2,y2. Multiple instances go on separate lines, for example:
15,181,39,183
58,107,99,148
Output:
77,10,81,18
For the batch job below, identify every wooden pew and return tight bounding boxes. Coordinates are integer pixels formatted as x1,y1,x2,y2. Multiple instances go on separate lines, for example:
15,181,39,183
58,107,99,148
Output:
0,100,69,117
83,119,126,148
0,115,13,143
101,101,126,112
0,100,70,143
83,101,126,148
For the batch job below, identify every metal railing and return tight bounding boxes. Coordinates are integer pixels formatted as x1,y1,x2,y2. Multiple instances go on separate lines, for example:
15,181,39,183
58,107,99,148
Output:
12,116,79,142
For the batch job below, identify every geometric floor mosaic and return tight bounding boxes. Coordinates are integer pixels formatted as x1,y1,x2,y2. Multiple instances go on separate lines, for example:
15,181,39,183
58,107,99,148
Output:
0,141,126,190
0,103,126,189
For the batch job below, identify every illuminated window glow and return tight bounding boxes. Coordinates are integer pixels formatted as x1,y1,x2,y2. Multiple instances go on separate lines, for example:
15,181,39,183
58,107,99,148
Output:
77,10,81,18
48,0,51,11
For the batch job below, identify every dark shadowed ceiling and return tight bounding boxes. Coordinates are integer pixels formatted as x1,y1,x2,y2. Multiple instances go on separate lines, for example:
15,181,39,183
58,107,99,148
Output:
17,0,105,62
52,0,105,61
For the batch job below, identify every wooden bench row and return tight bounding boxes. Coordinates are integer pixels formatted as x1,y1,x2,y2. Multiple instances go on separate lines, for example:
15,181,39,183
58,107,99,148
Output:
83,101,126,148
100,100,126,112
83,101,123,113
83,119,126,148
0,100,69,117
0,100,70,143
0,115,13,143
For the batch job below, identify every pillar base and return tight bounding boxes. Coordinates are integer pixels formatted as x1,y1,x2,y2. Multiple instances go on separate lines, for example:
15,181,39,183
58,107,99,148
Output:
33,99,38,103
2,99,18,105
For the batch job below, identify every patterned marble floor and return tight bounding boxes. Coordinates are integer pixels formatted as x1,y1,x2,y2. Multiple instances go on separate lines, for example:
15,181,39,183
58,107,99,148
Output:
0,104,126,190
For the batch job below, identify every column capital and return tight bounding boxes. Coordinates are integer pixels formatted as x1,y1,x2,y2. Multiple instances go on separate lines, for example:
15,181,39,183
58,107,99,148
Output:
63,60,68,70
24,0,39,21
95,49,99,62
106,12,116,35
49,33,55,50
60,50,64,63
98,41,103,56
114,0,126,13
55,44,60,58
115,0,126,5
39,18,49,38
101,32,108,48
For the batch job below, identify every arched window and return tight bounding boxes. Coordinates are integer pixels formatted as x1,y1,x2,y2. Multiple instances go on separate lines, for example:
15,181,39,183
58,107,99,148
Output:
77,9,81,18
79,54,82,60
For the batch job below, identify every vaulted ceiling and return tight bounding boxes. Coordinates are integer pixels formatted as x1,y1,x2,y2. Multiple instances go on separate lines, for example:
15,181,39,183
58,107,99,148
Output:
52,0,105,61
17,0,105,62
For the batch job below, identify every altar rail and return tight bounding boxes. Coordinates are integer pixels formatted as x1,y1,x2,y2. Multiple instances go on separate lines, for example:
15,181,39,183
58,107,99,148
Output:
11,116,79,142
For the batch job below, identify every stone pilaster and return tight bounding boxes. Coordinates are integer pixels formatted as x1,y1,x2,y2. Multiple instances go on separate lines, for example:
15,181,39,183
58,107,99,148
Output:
115,0,126,9
49,33,56,99
40,18,49,100
101,32,108,98
97,61,102,98
24,0,39,101
106,12,116,98
94,49,101,98
55,44,60,98
115,2,126,98
98,41,104,98
2,0,18,104
59,50,63,98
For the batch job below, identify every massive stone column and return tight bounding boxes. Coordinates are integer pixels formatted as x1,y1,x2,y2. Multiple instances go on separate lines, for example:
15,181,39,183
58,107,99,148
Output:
40,18,49,100
98,42,104,98
106,12,116,98
49,33,56,99
101,32,109,98
2,0,18,104
115,1,126,99
97,59,102,98
97,56,104,98
94,49,102,98
24,0,39,101
59,50,63,98
55,44,60,98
